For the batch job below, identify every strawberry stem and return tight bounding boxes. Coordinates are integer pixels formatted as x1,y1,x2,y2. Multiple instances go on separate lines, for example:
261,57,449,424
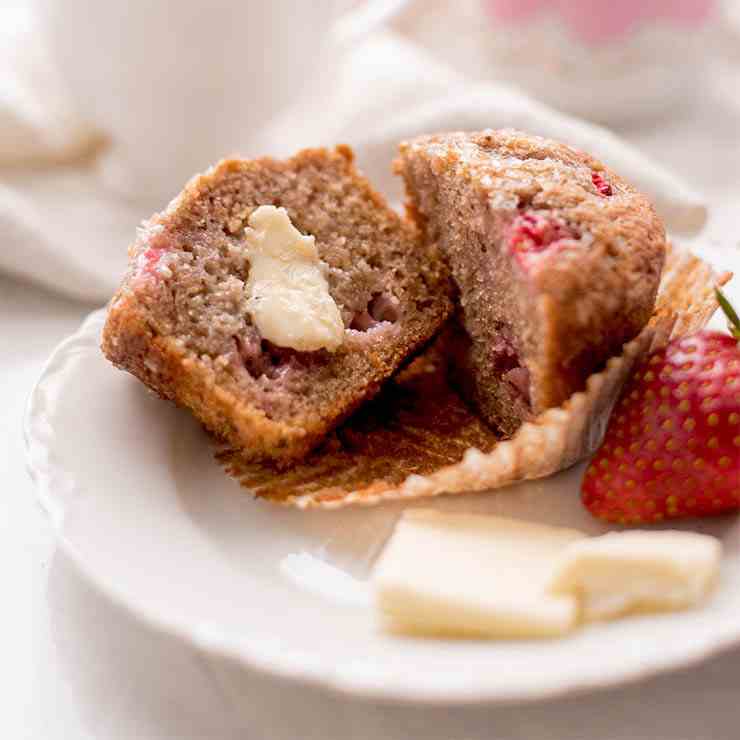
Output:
716,286,740,340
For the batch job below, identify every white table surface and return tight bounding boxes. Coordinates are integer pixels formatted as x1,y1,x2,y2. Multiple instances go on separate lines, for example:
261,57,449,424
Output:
3,66,740,739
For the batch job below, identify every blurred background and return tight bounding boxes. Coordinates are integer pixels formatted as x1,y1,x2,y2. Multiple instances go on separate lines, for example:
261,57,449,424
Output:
1,1,739,738
0,0,738,301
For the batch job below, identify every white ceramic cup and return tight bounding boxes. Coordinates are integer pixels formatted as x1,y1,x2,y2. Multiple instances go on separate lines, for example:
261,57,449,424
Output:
37,0,406,205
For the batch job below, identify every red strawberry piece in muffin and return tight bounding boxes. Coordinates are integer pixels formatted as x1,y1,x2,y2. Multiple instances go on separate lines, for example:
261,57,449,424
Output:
507,211,579,272
591,171,613,197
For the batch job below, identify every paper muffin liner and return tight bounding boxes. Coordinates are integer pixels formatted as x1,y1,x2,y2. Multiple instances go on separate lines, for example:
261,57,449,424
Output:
217,244,731,509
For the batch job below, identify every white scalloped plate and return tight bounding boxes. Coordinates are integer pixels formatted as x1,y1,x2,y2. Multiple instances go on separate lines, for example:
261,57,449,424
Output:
24,300,740,706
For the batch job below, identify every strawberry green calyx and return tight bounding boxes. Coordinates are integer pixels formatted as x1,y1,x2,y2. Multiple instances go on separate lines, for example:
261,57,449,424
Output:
716,287,740,341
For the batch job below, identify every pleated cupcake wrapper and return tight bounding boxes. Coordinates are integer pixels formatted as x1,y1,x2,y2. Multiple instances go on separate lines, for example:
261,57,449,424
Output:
218,244,731,509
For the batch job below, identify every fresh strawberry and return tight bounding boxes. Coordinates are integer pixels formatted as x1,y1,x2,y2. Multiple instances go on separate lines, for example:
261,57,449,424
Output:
582,288,740,524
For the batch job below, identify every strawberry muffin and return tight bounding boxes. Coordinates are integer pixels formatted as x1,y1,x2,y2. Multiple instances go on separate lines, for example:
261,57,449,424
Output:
396,129,667,435
103,146,452,464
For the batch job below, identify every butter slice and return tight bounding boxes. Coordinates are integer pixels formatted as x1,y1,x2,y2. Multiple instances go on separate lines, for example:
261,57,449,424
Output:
549,530,721,621
244,206,343,352
372,510,585,639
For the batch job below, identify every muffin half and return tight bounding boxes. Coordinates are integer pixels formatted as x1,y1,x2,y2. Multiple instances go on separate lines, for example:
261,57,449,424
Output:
396,129,666,435
103,146,452,463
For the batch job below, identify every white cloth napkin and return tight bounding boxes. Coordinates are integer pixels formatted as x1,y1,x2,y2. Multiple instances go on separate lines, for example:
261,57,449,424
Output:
0,7,708,303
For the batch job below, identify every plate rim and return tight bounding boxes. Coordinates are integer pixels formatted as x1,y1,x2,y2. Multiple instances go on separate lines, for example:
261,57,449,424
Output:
23,308,740,707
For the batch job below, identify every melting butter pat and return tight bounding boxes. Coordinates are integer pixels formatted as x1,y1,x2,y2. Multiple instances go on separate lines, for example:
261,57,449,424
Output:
549,530,721,621
372,510,585,639
243,206,343,352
